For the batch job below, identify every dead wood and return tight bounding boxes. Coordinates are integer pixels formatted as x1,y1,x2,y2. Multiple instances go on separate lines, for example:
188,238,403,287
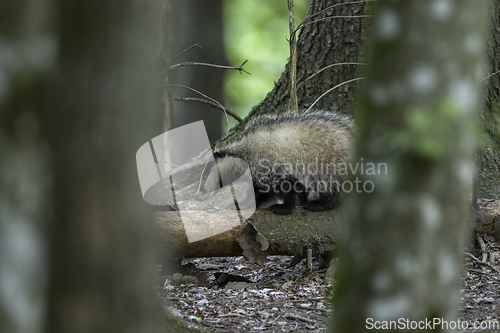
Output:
155,208,341,260
476,199,500,240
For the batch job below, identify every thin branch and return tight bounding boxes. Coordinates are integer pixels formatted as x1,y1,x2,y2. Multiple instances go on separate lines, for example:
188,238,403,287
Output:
283,313,317,324
293,15,373,35
287,0,298,114
305,77,365,112
464,252,500,274
482,69,500,81
476,235,488,262
172,97,242,123
166,60,250,75
295,0,376,33
465,268,491,275
169,44,203,67
165,84,230,138
297,62,367,90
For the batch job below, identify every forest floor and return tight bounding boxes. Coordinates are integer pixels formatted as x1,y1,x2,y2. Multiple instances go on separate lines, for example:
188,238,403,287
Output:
159,237,500,332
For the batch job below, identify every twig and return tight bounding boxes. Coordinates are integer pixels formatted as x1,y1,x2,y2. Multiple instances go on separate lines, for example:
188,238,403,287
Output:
466,268,491,276
306,248,313,271
287,0,298,114
284,313,317,324
294,0,375,34
172,97,242,123
476,235,488,262
305,77,365,112
293,15,373,34
482,70,500,81
167,60,250,75
464,252,500,274
297,62,367,90
218,313,242,317
165,84,230,138
168,44,203,68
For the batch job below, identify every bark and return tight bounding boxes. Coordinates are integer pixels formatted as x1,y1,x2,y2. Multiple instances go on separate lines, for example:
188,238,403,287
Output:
0,1,54,332
333,1,488,332
478,0,500,200
476,199,500,239
219,0,369,146
43,0,172,332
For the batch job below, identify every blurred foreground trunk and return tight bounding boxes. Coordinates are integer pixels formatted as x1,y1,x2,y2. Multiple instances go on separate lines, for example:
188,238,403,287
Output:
43,0,182,332
0,1,54,332
334,1,488,332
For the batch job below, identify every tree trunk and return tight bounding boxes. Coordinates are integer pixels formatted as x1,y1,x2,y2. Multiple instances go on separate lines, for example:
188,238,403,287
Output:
333,1,488,332
168,0,227,144
220,0,369,145
0,1,54,332
43,0,173,332
478,0,500,200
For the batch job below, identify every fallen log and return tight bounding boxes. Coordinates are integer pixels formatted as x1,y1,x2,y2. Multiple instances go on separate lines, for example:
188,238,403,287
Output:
155,208,342,262
155,199,500,261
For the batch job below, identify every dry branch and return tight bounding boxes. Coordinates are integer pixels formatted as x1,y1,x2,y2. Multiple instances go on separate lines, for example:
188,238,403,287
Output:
305,77,365,112
296,62,366,91
287,0,298,114
171,97,242,122
464,252,500,274
168,44,203,67
294,0,375,34
293,15,373,34
166,84,230,137
168,60,250,75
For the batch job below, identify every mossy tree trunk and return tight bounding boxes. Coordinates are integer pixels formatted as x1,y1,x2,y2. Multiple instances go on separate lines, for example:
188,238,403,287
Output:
333,1,488,332
479,0,500,200
43,0,191,332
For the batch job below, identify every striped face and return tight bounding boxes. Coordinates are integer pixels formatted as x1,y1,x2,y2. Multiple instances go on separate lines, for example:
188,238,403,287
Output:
195,152,250,201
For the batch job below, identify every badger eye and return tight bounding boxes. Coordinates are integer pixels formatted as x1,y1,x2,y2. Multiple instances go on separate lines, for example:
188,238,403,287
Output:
213,151,224,160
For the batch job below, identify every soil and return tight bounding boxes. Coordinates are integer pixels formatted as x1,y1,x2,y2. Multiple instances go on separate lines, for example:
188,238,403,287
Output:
159,237,500,332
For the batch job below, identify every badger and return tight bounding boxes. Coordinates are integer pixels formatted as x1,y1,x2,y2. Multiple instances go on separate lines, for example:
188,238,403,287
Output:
194,110,355,215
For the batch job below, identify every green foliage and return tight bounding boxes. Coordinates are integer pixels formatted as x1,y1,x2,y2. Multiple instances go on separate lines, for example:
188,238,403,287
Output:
223,0,310,124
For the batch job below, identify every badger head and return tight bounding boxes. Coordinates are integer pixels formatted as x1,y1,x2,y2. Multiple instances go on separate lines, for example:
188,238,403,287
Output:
194,151,249,201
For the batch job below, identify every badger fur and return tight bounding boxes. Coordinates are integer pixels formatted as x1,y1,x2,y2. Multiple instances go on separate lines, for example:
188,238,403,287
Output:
195,110,355,215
